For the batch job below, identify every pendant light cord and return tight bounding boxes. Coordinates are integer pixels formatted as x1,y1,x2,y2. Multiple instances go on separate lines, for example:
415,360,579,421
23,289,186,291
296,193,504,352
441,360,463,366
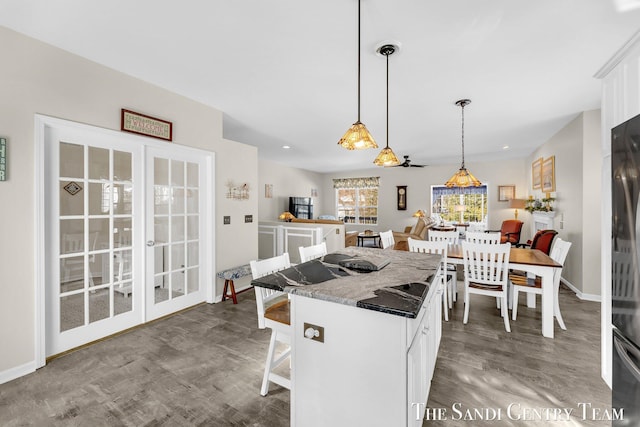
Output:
386,50,389,149
460,102,465,168
357,0,361,122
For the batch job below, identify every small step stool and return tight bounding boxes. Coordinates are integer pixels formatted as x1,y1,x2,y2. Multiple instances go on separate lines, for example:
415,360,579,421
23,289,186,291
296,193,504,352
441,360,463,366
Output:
217,264,253,304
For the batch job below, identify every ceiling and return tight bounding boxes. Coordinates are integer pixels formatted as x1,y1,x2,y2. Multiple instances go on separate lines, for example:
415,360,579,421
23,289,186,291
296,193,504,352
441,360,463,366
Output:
1,1,640,173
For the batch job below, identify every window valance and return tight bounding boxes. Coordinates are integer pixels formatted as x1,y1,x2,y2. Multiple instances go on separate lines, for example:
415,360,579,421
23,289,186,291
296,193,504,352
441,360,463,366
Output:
333,176,380,189
432,184,487,197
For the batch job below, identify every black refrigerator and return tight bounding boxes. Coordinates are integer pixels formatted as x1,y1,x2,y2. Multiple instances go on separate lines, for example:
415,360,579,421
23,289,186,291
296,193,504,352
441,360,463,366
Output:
612,113,640,425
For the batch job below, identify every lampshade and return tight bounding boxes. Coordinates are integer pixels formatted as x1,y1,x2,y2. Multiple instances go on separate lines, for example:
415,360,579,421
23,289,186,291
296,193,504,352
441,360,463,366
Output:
509,199,526,209
373,147,400,166
338,0,377,150
373,44,400,167
454,204,466,212
339,122,378,150
444,167,482,188
509,198,526,220
412,209,425,218
278,211,295,221
445,99,482,188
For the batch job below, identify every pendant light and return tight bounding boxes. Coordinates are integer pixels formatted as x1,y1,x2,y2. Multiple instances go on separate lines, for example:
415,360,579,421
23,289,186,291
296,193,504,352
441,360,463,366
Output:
373,44,401,167
444,99,482,187
337,0,378,150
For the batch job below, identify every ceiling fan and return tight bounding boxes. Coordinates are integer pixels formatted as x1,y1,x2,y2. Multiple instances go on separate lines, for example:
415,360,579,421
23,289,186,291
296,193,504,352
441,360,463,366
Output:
394,155,427,168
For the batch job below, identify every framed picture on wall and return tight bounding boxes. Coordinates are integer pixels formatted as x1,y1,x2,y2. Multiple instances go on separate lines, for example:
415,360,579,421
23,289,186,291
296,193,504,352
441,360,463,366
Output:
397,186,407,210
532,157,542,189
498,185,515,202
542,155,556,192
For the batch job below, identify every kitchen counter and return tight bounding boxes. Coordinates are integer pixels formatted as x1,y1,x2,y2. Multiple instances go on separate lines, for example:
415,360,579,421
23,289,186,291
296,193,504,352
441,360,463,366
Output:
251,246,441,318
252,247,443,427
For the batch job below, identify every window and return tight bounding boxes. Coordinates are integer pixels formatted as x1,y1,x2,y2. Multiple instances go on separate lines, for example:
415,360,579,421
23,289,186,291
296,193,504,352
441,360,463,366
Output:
431,185,488,224
334,177,379,225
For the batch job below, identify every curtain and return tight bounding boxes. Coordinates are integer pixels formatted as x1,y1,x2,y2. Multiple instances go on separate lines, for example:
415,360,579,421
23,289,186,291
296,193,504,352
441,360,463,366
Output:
332,176,380,189
432,184,487,197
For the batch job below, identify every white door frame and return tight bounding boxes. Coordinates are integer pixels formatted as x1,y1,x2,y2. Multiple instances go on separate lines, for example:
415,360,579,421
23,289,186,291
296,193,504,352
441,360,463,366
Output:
34,114,215,368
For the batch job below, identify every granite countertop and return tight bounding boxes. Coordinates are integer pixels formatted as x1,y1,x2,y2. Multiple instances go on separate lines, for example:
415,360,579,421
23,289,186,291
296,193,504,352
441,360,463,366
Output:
251,247,441,318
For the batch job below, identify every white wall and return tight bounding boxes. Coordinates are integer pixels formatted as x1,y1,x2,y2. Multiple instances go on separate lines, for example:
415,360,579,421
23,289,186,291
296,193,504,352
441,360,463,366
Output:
258,159,324,221
0,27,258,376
526,110,602,297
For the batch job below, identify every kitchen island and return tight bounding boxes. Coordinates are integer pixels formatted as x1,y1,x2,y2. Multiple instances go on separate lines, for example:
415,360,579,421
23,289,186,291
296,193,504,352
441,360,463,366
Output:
251,247,443,427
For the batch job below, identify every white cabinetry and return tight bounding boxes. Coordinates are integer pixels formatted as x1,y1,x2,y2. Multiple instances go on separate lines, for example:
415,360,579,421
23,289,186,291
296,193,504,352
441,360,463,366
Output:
291,283,442,427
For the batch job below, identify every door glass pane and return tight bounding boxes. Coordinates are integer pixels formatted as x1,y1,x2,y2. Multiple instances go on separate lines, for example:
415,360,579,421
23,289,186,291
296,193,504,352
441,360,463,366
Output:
114,218,132,248
88,183,108,215
154,158,169,185
171,217,184,243
172,272,185,295
115,250,132,283
155,217,169,244
113,150,132,182
171,187,185,214
171,244,185,271
60,257,85,292
155,282,169,303
113,184,133,215
187,242,198,267
89,218,110,251
60,220,84,254
88,147,109,180
60,142,84,178
186,189,198,213
187,216,199,240
155,246,168,275
113,287,132,315
154,186,170,215
60,293,84,332
171,160,184,186
187,268,198,294
60,182,84,216
89,288,110,323
187,162,198,187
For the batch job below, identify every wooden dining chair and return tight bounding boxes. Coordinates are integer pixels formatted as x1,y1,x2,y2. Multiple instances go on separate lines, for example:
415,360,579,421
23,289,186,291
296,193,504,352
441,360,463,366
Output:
298,241,327,263
428,229,459,244
462,241,512,332
510,238,572,330
250,253,292,396
407,238,452,321
428,229,460,302
465,231,500,244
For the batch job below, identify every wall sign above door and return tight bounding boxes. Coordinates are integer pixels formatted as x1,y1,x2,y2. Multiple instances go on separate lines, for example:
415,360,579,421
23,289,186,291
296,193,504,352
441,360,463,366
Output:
0,137,6,181
121,109,173,141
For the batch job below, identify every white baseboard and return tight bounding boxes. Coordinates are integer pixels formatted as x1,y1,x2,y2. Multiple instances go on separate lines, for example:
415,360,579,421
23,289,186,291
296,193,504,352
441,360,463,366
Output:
0,360,36,385
561,277,601,302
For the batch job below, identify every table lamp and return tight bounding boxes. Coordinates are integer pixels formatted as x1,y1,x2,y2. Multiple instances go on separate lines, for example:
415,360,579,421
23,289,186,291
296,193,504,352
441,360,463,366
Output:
412,209,425,218
509,198,526,220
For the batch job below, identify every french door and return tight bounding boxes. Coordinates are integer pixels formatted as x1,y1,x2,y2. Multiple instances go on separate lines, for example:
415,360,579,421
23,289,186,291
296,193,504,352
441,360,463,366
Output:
40,116,212,359
145,146,207,320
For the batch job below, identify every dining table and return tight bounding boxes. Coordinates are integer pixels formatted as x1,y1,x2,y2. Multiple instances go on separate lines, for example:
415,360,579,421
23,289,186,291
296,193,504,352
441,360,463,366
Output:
446,244,562,338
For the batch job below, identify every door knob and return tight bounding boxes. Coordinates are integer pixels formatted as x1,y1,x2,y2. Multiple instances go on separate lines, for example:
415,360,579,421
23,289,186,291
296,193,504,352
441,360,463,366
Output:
146,240,155,247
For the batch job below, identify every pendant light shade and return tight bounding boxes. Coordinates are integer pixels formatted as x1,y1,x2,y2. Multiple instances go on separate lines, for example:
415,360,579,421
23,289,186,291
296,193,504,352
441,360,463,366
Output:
338,0,378,150
374,44,400,167
445,99,482,187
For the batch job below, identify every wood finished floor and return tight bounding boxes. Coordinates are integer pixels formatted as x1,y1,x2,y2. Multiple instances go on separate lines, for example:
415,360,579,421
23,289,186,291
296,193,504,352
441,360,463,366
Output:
0,284,609,426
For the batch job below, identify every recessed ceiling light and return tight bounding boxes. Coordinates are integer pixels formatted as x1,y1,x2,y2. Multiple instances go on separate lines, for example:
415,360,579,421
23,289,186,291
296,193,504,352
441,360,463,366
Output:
282,145,291,149
502,145,510,150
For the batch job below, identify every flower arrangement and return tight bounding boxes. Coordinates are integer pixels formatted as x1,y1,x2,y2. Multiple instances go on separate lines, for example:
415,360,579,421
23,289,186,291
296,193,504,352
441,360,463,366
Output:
525,195,555,213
